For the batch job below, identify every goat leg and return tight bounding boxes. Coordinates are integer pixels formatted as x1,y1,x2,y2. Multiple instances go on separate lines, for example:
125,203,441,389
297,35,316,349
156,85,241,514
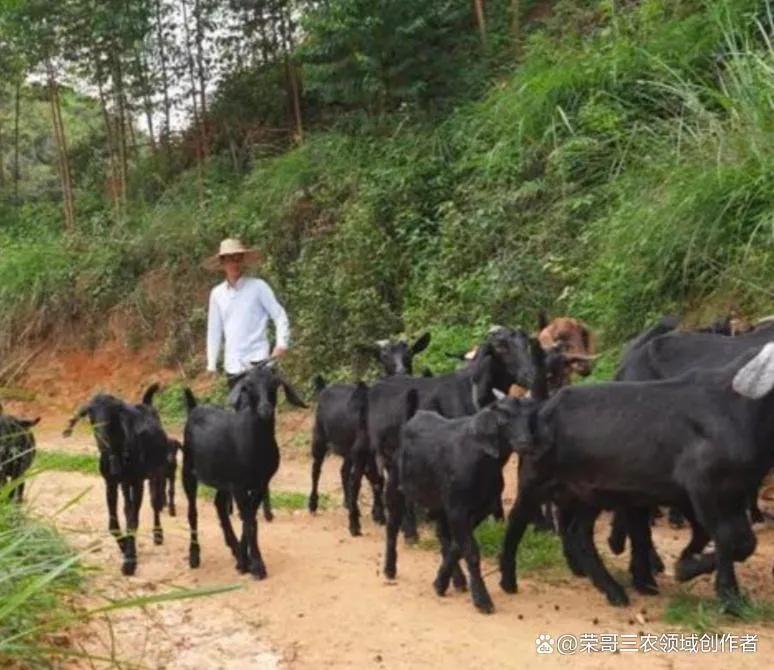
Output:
714,513,756,616
448,511,493,614
627,506,659,595
182,454,200,569
308,428,326,514
365,454,386,526
262,486,274,522
499,490,541,594
572,505,629,606
149,474,165,545
215,490,240,561
105,479,126,555
347,453,366,537
433,514,466,594
383,466,404,580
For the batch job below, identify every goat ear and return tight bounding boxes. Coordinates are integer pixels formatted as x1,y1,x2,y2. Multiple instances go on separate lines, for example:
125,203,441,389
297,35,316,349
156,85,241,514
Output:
471,410,500,458
18,417,41,429
472,352,494,409
411,332,431,355
227,378,249,409
280,378,308,408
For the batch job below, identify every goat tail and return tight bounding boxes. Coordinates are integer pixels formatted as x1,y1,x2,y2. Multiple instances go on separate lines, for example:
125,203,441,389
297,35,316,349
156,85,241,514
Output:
351,381,369,431
312,374,327,395
142,382,162,406
405,389,420,424
183,387,198,414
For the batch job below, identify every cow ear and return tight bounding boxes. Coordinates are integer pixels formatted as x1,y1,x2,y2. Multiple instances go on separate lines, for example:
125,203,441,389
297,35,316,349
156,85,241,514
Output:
411,332,431,355
471,409,500,458
580,322,593,353
733,343,774,398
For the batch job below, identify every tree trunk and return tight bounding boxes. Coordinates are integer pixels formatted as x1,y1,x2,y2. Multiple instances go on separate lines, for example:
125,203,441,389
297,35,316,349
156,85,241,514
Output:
95,56,121,218
135,48,157,151
194,0,208,156
473,0,487,46
278,6,303,143
0,106,5,191
154,0,173,152
510,0,521,58
110,51,129,213
47,60,75,230
13,79,21,201
180,0,204,206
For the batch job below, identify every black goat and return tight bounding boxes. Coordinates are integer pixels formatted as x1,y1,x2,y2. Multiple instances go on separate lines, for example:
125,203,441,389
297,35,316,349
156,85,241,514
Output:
308,334,430,536
500,343,774,613
369,327,540,574
394,391,538,613
0,408,39,502
181,361,307,577
63,384,167,575
165,438,181,516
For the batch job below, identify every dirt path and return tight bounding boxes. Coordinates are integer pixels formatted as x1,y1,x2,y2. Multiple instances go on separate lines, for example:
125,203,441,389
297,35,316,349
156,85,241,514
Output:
24,413,774,670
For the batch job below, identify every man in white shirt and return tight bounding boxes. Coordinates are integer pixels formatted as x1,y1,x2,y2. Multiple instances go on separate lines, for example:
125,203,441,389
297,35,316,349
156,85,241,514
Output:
206,238,289,386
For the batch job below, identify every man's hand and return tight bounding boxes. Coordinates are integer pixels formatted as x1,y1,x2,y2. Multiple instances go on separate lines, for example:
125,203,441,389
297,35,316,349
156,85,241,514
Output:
271,346,288,359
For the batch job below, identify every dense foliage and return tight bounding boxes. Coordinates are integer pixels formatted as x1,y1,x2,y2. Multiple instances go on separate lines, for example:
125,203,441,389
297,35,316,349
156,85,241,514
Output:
1,0,773,385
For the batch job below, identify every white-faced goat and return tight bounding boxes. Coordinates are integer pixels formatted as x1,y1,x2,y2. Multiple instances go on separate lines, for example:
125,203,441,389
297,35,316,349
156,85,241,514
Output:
62,384,168,575
0,405,40,502
395,391,538,613
499,343,774,614
181,361,307,578
308,333,431,537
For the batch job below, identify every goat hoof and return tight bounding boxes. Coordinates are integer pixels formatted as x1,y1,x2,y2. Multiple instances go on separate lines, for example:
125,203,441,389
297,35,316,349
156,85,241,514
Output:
189,552,201,569
720,596,747,618
634,582,659,596
433,578,449,597
404,534,419,546
606,590,629,607
474,599,495,614
349,525,362,537
153,530,163,546
251,564,268,580
452,576,468,593
608,535,625,555
499,577,518,594
384,566,397,580
308,497,318,513
122,560,137,576
372,509,386,525
169,506,176,517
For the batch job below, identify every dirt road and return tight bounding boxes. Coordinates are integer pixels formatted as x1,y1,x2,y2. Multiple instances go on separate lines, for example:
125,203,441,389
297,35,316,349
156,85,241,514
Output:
23,409,774,670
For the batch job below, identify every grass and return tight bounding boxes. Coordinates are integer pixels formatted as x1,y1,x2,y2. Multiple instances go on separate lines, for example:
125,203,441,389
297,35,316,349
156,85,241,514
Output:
0,493,82,665
35,450,99,476
418,519,566,576
199,486,329,510
664,590,774,633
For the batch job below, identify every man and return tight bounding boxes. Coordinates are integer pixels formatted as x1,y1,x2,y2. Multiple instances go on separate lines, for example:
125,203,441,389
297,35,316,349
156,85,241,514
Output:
206,238,289,387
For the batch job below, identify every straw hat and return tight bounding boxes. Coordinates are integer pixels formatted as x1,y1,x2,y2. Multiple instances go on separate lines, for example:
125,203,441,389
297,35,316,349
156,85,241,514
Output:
203,238,262,271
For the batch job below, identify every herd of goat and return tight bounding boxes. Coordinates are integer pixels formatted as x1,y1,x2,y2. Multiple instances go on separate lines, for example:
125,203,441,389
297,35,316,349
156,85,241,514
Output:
1,311,773,616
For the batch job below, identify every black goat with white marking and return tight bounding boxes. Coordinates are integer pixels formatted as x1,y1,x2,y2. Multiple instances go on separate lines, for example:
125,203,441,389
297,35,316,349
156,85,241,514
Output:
396,391,538,613
500,343,774,613
309,334,431,536
0,406,39,502
182,361,307,577
63,384,167,575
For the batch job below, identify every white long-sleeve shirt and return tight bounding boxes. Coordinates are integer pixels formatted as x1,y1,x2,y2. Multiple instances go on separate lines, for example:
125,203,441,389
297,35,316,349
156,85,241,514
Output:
206,276,290,374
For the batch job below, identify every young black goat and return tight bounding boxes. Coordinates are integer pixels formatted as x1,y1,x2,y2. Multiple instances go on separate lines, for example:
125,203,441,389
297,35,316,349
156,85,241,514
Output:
369,327,539,574
395,391,538,613
63,384,168,575
0,408,40,502
500,343,774,613
309,334,430,536
182,361,307,578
